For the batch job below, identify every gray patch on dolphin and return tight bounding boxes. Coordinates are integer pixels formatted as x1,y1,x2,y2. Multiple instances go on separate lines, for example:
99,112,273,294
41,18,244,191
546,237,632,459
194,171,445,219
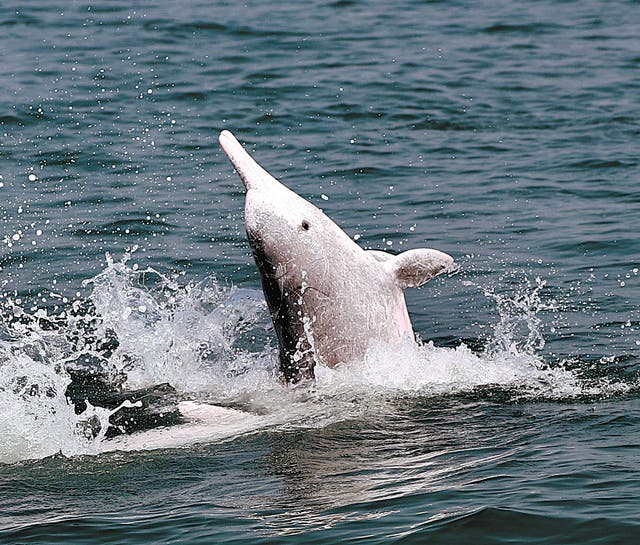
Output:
219,130,454,383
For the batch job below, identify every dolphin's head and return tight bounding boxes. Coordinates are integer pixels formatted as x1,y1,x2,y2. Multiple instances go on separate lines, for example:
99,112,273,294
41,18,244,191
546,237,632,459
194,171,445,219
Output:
219,130,352,284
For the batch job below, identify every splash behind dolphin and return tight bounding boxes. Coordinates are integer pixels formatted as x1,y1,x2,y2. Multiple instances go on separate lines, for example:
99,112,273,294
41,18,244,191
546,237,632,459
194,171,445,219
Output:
219,130,453,382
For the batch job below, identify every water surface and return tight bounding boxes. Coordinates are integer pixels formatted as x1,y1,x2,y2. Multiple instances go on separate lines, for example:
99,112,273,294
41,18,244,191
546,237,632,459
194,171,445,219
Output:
0,1,638,543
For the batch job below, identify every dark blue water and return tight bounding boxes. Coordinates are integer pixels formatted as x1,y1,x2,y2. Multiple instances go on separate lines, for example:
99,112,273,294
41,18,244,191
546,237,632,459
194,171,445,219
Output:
1,1,639,543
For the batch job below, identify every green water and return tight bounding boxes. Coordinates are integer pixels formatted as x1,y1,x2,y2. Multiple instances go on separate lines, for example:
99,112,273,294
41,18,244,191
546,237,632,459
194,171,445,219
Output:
1,0,639,543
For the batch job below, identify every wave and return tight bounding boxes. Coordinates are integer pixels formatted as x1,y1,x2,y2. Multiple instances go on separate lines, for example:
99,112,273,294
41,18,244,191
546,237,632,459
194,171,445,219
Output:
390,506,640,545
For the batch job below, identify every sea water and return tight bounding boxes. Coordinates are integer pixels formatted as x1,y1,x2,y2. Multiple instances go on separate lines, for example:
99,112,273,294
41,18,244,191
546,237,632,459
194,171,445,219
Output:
0,1,638,543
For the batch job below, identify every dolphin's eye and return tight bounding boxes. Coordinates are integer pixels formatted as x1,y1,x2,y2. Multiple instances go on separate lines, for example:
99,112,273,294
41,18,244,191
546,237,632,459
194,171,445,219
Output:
301,220,310,231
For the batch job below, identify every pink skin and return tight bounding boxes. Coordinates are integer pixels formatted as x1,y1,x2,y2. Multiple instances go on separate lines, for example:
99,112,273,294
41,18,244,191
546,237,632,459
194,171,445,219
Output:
219,130,454,381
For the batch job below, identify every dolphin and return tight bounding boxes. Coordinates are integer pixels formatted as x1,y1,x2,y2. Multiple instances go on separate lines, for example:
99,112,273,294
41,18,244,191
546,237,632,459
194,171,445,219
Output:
219,130,454,383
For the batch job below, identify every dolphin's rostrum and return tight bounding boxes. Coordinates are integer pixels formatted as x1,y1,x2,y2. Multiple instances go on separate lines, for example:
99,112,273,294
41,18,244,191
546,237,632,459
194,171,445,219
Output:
219,130,453,383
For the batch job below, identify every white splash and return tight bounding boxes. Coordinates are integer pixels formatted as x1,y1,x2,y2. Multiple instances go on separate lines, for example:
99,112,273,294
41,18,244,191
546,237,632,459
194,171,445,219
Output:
315,339,583,399
83,249,275,396
0,252,635,464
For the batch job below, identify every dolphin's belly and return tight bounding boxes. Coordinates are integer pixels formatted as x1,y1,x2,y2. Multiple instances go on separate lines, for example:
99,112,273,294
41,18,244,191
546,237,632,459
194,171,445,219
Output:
300,281,414,368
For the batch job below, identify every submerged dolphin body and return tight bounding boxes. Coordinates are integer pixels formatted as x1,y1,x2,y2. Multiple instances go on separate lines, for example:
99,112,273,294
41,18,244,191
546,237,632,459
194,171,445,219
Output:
219,130,453,382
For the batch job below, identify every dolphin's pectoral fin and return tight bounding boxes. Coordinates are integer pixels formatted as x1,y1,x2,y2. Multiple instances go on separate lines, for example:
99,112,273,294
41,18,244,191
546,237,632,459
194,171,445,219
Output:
366,250,393,263
391,248,454,289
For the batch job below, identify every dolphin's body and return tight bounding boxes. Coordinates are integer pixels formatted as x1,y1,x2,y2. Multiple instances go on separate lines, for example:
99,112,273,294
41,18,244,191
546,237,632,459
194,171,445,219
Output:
219,130,453,382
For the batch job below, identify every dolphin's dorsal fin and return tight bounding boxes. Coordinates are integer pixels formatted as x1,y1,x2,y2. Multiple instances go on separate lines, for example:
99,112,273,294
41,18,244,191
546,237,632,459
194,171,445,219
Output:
388,248,454,289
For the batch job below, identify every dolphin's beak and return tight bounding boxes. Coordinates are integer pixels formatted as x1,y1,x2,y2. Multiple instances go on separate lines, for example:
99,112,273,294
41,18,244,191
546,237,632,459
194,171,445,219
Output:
219,130,277,192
